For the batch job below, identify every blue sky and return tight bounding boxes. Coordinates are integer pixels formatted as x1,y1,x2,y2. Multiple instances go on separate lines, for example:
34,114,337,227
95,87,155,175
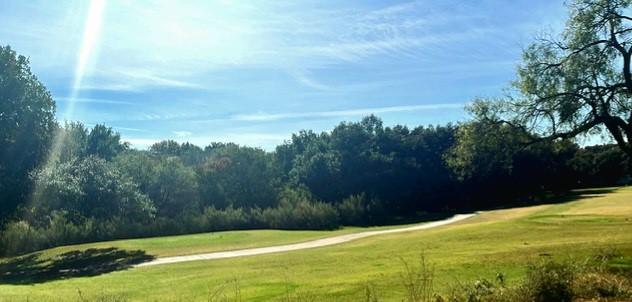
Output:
0,0,567,150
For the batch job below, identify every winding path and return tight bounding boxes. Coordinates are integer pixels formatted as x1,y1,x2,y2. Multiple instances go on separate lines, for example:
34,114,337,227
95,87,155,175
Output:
135,213,475,267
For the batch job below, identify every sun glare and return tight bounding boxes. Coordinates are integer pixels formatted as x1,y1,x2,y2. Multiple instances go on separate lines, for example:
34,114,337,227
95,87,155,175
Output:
69,0,106,112
43,0,107,167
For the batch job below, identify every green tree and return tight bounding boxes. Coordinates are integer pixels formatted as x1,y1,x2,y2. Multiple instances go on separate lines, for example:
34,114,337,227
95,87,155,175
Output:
150,156,199,217
201,143,280,209
471,0,632,157
150,140,181,157
0,45,56,218
113,150,158,193
446,120,531,180
31,156,155,222
56,122,88,163
86,124,127,160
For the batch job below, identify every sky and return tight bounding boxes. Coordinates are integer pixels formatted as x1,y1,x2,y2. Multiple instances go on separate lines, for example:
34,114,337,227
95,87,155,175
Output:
0,0,568,150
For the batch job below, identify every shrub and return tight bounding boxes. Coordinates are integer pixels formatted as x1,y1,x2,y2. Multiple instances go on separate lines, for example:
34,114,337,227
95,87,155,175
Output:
574,272,632,300
337,193,368,225
0,220,43,256
444,275,514,302
203,206,252,231
337,193,386,226
518,261,575,302
0,212,97,256
257,199,339,230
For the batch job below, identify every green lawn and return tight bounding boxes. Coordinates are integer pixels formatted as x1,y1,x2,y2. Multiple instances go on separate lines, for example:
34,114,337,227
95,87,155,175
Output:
32,226,373,259
1,187,632,301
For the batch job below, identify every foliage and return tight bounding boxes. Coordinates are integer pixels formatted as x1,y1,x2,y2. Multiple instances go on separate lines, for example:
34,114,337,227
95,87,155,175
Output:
519,261,575,302
569,144,632,186
337,193,384,226
0,45,56,219
279,116,459,214
446,118,531,180
149,156,199,217
86,124,128,160
57,122,89,163
31,156,155,223
0,213,96,256
200,143,279,209
150,140,205,166
469,0,632,157
54,122,128,163
256,187,340,230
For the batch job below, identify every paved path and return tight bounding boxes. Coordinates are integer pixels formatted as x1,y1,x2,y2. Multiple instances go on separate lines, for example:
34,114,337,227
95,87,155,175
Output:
136,213,475,267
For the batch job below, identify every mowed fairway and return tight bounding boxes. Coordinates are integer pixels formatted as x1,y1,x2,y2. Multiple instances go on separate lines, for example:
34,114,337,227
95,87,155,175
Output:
1,187,632,301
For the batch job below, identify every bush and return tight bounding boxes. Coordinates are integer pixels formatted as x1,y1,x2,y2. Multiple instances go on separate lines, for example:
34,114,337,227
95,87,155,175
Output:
255,187,339,230
0,212,97,256
337,193,368,225
444,275,514,302
337,193,386,226
574,272,632,300
0,220,43,256
257,199,339,230
519,261,575,302
203,206,252,231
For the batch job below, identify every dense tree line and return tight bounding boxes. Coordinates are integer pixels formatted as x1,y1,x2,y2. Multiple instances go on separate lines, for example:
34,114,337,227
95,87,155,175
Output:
1,88,630,255
3,0,632,256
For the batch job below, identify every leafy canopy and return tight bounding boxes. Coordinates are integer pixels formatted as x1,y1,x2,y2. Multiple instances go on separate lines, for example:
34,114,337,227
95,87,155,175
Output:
471,0,632,157
0,45,56,218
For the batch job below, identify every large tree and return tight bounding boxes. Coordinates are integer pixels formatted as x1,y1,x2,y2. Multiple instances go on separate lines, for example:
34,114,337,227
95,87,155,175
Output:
473,0,632,157
31,156,155,222
201,143,279,209
0,46,56,218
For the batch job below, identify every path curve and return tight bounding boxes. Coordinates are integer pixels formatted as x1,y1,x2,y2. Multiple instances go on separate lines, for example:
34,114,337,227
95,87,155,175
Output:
136,213,475,267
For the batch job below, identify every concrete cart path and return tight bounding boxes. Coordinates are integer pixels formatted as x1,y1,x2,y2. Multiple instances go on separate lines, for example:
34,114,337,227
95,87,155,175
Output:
135,213,476,267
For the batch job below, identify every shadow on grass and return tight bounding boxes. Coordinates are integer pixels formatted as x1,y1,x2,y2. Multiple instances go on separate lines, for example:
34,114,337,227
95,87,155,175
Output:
370,188,620,226
481,187,620,212
0,247,154,284
540,187,618,204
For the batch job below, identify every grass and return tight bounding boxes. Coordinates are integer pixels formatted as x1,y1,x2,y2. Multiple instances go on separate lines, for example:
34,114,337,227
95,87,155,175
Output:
1,187,632,301
30,227,374,259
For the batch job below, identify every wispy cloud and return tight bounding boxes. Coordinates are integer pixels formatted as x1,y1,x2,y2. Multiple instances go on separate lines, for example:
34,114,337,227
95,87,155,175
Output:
117,69,202,89
80,68,204,92
1,0,567,150
84,123,148,133
112,126,148,133
173,131,193,138
66,0,498,91
123,138,160,149
77,83,141,92
127,103,467,123
231,103,465,122
286,69,332,91
124,133,288,150
56,97,133,105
